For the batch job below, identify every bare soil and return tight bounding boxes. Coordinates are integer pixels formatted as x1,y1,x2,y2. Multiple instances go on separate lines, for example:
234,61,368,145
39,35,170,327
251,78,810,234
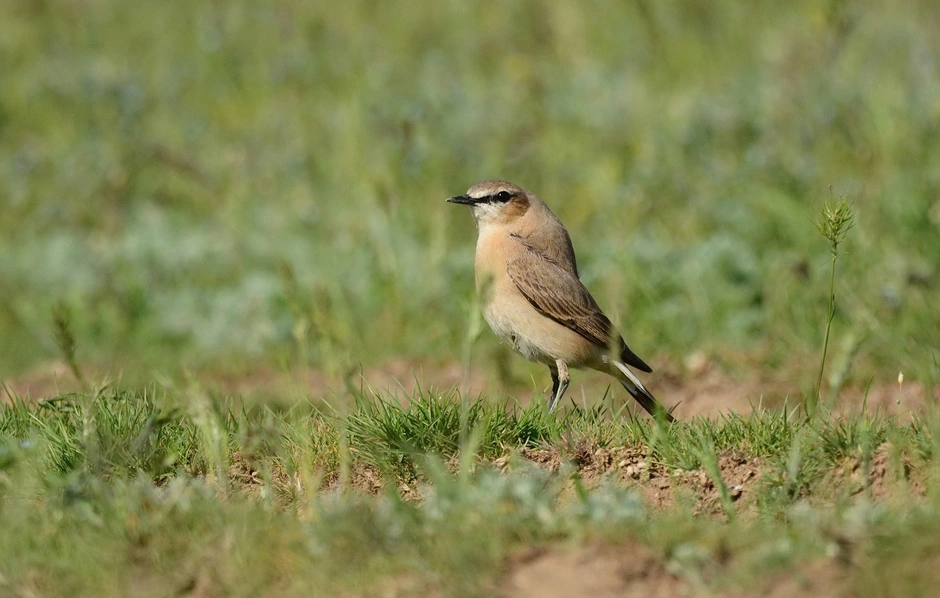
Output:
724,559,851,598
510,445,761,514
6,357,935,419
502,542,692,598
829,444,926,502
500,543,853,598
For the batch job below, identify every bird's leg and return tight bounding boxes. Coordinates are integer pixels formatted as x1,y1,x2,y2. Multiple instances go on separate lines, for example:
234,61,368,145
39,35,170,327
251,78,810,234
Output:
547,359,569,413
549,365,560,402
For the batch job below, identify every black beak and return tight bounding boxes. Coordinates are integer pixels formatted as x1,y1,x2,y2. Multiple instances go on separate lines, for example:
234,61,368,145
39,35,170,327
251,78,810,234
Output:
446,194,477,205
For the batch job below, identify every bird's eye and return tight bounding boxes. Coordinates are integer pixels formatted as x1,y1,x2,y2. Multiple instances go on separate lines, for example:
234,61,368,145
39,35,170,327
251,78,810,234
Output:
496,191,512,202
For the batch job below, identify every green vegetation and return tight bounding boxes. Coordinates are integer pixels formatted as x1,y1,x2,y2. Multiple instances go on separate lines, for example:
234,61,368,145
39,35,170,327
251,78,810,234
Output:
1,388,938,595
2,0,938,385
812,194,855,413
2,0,939,595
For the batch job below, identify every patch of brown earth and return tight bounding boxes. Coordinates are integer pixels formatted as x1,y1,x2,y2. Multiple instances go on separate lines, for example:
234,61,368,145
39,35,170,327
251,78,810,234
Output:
198,356,940,419
313,463,423,501
657,357,784,418
502,542,692,598
739,559,851,598
349,464,385,495
1,360,84,402
512,445,761,514
504,545,853,598
830,444,925,501
832,380,940,420
518,447,563,472
216,358,498,407
315,464,384,495
4,357,937,419
229,451,265,491
228,451,294,503
503,543,854,598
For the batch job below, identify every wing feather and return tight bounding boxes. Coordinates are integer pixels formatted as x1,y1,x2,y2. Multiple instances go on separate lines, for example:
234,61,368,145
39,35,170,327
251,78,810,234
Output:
506,239,652,373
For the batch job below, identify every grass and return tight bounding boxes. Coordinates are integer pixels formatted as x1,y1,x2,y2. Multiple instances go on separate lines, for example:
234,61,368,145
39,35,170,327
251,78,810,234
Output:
1,387,938,596
2,0,940,595
812,195,855,413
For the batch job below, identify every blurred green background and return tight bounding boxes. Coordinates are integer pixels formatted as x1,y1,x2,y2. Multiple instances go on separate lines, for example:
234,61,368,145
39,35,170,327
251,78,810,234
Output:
1,0,937,393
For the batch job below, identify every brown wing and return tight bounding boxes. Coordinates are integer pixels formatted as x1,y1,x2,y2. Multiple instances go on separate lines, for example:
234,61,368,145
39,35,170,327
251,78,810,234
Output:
506,243,652,373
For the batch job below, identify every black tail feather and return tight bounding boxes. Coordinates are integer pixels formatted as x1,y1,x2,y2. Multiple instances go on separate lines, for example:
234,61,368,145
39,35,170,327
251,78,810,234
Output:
618,379,676,423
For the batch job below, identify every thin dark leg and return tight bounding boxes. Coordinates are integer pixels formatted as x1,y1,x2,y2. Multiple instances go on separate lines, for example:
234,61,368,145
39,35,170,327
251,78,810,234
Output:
547,360,569,413
549,365,560,404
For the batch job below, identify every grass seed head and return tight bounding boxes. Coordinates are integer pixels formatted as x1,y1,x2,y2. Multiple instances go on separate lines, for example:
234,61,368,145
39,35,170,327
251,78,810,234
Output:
815,196,855,255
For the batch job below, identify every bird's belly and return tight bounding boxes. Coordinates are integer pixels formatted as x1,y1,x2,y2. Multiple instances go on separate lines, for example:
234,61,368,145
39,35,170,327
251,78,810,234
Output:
482,295,595,366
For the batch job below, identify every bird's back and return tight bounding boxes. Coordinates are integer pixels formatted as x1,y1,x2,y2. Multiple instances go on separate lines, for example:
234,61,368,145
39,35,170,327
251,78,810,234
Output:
510,195,579,276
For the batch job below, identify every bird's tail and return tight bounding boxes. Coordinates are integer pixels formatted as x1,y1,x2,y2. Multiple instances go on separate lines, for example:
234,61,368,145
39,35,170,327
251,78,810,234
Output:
610,360,676,423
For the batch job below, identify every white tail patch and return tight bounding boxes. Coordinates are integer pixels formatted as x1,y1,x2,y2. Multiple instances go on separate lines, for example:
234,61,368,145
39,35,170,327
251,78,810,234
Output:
611,360,650,394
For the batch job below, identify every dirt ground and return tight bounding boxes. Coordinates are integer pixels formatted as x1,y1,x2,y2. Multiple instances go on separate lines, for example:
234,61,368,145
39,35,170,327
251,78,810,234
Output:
226,438,897,598
513,446,763,513
502,542,693,598
6,359,931,598
500,542,854,598
4,356,936,418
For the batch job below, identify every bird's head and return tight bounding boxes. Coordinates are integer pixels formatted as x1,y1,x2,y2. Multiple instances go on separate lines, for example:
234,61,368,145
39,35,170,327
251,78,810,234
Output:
447,180,531,229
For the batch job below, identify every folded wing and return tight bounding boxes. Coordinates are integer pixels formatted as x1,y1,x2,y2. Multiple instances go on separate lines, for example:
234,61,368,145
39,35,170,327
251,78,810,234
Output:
506,238,652,373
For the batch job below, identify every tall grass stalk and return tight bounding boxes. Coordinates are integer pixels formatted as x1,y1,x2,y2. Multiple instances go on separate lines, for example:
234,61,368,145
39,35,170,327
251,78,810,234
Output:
52,304,87,389
811,196,855,415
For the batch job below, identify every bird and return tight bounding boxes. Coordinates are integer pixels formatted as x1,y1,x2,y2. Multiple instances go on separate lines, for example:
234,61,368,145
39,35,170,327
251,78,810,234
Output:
447,180,674,422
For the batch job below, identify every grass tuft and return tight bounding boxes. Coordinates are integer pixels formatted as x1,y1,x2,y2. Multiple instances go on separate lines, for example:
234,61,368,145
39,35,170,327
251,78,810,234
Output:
1,389,939,594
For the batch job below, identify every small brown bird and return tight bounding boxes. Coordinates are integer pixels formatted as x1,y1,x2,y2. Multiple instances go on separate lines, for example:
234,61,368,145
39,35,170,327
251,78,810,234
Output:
448,180,674,421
